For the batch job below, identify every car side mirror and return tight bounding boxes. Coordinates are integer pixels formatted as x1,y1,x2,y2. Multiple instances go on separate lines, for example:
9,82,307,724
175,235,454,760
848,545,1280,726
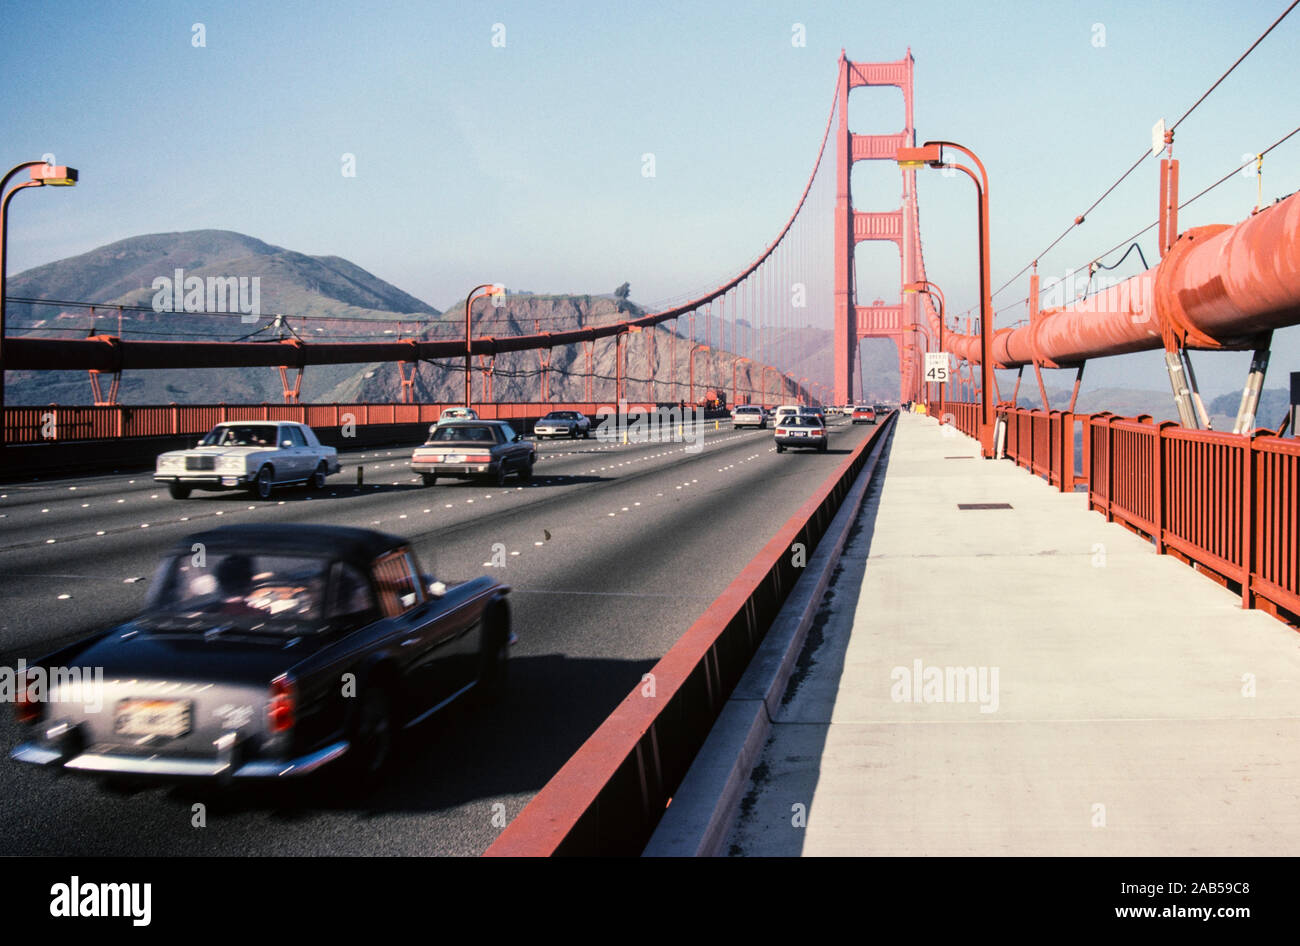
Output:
282,440,293,448
513,434,523,442
426,578,446,598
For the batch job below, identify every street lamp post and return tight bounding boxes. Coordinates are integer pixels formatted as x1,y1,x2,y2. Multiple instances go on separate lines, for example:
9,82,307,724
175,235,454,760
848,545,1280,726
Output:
689,343,708,406
904,280,946,418
1,162,78,449
732,356,750,406
897,141,994,456
762,365,776,407
464,283,503,407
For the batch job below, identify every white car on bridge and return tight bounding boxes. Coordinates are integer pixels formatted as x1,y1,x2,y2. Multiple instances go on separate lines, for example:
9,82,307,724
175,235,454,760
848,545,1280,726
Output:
154,421,340,500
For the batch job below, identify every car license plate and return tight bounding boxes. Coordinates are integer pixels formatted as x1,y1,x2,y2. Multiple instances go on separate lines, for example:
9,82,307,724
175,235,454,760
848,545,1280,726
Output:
442,454,463,463
114,699,192,738
793,431,806,437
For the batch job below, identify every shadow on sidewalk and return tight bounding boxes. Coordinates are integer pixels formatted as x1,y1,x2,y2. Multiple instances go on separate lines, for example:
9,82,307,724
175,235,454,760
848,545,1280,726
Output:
728,419,899,856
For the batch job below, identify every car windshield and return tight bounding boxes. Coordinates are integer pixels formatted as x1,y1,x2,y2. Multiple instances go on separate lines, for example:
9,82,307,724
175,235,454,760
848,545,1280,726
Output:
200,424,279,447
542,412,574,421
140,552,355,633
430,425,498,443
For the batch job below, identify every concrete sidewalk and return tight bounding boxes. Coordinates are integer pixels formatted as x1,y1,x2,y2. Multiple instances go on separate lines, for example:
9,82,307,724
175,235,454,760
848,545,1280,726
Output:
720,411,1300,856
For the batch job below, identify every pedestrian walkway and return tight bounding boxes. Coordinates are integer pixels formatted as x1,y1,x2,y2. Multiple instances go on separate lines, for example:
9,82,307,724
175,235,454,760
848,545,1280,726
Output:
722,411,1300,856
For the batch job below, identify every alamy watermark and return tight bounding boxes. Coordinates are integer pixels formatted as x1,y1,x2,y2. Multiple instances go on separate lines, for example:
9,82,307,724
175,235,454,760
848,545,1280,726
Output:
890,659,1000,713
1041,268,1155,325
152,268,261,322
593,401,706,452
2,660,105,714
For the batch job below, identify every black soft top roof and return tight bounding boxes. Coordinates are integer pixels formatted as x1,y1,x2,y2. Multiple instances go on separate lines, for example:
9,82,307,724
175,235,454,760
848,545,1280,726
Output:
175,524,406,566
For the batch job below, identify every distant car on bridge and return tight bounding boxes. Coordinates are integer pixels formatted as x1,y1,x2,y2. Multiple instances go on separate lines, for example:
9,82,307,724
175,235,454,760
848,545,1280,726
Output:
773,405,801,427
438,407,478,423
533,410,591,439
9,524,514,793
775,414,828,453
731,405,766,429
154,421,340,500
410,420,536,487
852,405,877,424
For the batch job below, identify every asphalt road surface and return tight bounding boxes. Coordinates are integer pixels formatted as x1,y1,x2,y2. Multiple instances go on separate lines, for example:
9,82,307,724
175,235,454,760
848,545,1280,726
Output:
0,416,873,855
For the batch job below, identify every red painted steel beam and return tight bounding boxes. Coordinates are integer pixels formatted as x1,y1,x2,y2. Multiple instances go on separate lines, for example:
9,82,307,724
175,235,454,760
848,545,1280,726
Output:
938,191,1300,369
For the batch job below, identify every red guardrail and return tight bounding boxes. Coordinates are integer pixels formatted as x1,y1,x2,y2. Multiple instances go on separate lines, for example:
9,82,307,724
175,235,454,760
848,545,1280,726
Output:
3,402,621,445
936,401,1300,626
484,413,895,856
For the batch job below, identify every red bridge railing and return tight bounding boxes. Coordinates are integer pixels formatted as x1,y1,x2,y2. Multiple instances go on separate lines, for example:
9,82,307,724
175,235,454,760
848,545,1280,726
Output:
4,401,617,445
930,400,1300,626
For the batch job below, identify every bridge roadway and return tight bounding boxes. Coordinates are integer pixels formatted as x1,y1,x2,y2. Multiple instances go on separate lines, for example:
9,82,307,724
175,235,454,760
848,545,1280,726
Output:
0,415,872,855
704,412,1300,856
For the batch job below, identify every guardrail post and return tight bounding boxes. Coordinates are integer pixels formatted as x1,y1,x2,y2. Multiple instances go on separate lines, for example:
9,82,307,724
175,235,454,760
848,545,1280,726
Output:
1154,420,1173,554
1105,415,1115,522
1060,412,1073,492
1242,435,1256,608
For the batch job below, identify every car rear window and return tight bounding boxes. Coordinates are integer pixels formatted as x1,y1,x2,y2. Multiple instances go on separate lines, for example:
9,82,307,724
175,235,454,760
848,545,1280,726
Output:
431,425,498,443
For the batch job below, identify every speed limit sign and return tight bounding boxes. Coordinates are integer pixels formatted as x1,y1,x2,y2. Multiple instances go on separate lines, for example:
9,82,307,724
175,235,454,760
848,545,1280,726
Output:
924,352,950,384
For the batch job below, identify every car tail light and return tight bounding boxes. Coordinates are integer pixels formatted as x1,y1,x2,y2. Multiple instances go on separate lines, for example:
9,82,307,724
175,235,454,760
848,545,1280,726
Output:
268,674,295,734
776,428,788,436
466,453,491,463
14,668,42,725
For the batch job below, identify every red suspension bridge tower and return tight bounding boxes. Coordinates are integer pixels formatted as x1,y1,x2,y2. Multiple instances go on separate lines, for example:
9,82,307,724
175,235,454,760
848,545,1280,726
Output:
834,50,920,405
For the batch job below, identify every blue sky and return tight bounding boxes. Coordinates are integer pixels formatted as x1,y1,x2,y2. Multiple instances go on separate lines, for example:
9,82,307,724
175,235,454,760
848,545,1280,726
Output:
3,0,1298,397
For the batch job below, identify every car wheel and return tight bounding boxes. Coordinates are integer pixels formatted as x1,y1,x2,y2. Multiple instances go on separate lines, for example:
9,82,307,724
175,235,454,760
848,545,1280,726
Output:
249,465,273,500
818,442,828,453
776,444,785,453
420,473,438,487
494,465,507,488
168,484,191,500
310,462,328,490
582,427,590,439
518,459,534,481
474,603,511,705
338,684,396,796
570,426,580,439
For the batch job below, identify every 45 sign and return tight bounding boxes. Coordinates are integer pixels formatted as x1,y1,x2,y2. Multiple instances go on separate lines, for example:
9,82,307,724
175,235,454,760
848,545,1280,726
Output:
924,352,950,384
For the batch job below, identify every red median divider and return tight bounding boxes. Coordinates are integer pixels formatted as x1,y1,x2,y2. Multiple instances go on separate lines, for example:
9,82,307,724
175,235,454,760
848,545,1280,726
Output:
485,414,895,856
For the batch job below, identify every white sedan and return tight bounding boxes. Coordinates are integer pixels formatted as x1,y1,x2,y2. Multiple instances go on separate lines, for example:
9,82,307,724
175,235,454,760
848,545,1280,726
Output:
154,421,340,500
533,410,591,439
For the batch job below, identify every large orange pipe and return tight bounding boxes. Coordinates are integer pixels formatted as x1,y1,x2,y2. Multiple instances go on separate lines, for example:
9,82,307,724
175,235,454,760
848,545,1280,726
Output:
939,190,1300,368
